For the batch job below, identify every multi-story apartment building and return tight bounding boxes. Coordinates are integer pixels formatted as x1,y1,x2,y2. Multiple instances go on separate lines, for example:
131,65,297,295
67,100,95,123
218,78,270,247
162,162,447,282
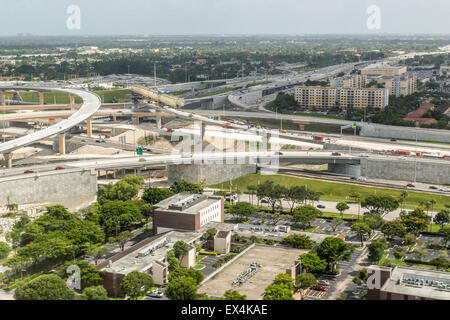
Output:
295,86,338,111
295,86,389,111
338,87,389,110
330,73,367,88
374,75,417,97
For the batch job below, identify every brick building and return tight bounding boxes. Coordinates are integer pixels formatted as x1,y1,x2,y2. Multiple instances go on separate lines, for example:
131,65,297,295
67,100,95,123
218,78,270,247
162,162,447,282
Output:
152,193,224,234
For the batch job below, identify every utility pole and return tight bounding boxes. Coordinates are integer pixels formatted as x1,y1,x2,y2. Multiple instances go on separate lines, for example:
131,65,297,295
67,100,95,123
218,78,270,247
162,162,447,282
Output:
154,63,157,87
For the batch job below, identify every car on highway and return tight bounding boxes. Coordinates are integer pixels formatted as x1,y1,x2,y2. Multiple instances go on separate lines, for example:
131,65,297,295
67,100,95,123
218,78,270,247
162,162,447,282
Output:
390,138,397,142
331,152,341,156
399,156,407,160
24,169,34,174
357,176,367,181
359,153,369,157
406,184,415,188
429,186,438,190
439,187,450,192
55,166,64,170
317,205,326,209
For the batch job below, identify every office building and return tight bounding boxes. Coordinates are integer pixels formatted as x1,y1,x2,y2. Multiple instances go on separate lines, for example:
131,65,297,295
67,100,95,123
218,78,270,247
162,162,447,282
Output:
153,193,224,234
368,265,450,300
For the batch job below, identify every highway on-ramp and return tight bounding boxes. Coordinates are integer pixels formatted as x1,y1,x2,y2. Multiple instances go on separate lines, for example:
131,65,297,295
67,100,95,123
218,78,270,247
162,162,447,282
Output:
0,86,101,154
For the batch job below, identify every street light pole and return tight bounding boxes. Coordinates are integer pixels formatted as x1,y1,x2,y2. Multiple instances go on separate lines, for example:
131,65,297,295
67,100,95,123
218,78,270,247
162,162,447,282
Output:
414,128,417,183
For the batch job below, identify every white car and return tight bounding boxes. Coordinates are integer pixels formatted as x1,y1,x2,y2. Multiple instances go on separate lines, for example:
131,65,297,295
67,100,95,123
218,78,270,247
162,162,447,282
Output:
149,290,164,298
357,176,367,181
439,187,450,192
318,280,330,286
359,153,369,157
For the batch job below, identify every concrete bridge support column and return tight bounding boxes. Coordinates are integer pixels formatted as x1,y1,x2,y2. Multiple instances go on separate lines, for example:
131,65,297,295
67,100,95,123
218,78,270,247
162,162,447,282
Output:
58,133,66,155
132,117,140,125
49,119,55,126
112,114,117,122
156,114,162,129
39,92,45,105
86,117,93,137
69,94,75,106
1,93,6,106
3,153,12,168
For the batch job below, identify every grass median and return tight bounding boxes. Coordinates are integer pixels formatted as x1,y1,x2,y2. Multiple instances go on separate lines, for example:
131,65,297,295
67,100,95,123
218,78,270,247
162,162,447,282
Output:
210,173,450,211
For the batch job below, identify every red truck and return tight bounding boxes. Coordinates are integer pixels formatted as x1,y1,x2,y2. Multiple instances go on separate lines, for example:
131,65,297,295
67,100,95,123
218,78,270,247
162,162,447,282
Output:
395,149,411,156
222,122,231,128
313,135,324,142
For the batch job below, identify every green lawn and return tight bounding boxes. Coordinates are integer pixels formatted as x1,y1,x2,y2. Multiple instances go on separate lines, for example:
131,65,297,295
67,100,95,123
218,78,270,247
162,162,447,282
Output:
210,174,450,211
246,81,272,88
292,67,319,74
196,88,234,98
193,264,205,270
196,254,206,263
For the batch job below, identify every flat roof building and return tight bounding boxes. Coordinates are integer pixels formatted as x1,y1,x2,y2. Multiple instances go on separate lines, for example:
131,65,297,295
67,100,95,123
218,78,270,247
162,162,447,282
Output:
96,221,234,296
368,265,450,300
153,193,224,234
361,65,407,77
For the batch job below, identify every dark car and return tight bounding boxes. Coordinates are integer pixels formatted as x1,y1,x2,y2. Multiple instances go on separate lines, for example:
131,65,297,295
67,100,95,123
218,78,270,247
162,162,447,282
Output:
390,138,397,142
317,205,326,209
331,152,341,156
406,184,415,188
24,169,34,174
429,186,438,190
55,166,64,170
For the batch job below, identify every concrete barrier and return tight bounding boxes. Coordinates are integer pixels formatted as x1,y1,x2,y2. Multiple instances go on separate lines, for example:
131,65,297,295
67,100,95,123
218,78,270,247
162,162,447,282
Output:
361,123,450,143
168,163,257,185
361,158,450,185
0,168,97,205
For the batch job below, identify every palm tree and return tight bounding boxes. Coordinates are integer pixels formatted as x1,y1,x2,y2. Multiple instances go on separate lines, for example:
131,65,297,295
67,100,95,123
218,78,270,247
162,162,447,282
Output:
429,200,437,231
399,191,408,211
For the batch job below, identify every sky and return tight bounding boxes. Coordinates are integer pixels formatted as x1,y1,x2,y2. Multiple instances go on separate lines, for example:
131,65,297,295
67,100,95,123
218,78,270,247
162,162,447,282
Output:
0,0,448,36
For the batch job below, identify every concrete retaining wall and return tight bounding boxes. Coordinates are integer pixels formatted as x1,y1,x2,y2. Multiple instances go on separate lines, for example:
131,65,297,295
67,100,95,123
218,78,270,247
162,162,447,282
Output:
328,164,361,177
360,123,450,143
360,158,450,185
168,163,257,185
0,168,97,205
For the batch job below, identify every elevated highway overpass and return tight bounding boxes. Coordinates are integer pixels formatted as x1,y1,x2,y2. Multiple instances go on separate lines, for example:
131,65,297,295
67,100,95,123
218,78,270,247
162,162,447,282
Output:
0,85,101,166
